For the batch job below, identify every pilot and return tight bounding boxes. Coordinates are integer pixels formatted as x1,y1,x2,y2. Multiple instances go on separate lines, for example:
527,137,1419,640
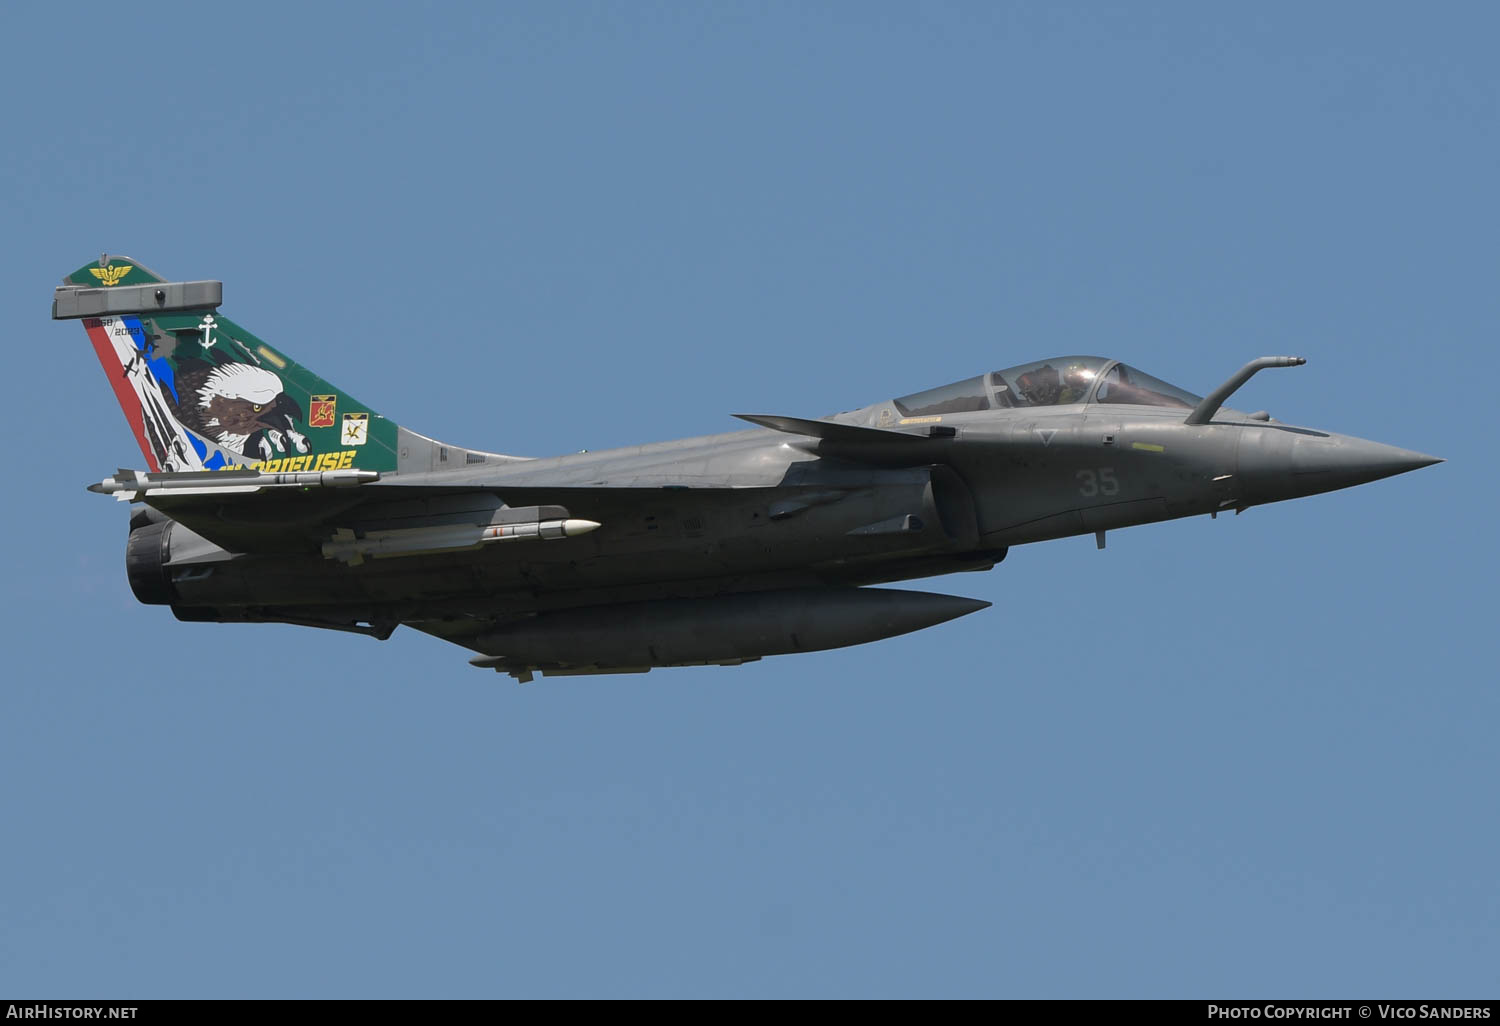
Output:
1014,364,1062,405
1058,363,1094,404
1015,365,1061,406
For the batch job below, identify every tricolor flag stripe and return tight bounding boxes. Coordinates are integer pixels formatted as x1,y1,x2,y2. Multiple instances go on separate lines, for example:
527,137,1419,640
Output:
83,317,158,471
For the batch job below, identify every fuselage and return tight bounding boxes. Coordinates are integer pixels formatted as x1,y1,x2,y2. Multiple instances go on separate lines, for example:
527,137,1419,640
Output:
147,393,1434,628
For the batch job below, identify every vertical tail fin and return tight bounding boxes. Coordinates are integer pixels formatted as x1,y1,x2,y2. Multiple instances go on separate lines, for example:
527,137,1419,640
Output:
57,255,399,475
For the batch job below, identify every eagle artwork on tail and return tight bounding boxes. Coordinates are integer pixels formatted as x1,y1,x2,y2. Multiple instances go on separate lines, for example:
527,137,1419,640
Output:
92,309,315,472
172,358,309,462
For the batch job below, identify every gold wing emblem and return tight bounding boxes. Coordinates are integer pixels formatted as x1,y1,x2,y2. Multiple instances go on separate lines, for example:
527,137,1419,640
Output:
88,264,132,286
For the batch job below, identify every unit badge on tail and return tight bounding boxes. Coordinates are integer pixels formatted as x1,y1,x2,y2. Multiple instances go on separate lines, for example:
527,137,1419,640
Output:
89,264,133,286
309,395,337,428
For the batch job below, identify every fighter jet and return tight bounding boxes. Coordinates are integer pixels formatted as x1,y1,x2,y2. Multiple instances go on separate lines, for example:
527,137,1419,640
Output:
57,256,1442,682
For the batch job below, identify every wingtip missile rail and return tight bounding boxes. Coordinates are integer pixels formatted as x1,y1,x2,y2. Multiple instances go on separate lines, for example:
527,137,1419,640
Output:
89,468,382,501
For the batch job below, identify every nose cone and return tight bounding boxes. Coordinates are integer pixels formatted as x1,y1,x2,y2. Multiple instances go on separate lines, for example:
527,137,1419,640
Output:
1293,435,1443,491
1238,427,1443,505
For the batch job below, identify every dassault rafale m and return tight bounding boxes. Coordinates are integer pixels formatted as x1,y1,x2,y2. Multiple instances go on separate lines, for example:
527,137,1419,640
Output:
59,256,1442,682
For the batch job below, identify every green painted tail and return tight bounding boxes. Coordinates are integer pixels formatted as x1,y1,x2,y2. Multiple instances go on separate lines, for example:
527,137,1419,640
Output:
64,255,398,475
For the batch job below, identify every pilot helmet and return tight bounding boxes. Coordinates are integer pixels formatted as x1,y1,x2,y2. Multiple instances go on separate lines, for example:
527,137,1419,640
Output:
1017,365,1061,404
1063,362,1094,392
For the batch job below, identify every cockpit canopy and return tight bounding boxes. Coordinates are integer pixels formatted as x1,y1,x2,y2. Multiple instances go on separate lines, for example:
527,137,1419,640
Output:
892,356,1202,417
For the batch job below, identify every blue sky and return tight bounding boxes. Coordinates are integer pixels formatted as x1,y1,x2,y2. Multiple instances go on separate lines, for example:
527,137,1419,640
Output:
1,2,1493,998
